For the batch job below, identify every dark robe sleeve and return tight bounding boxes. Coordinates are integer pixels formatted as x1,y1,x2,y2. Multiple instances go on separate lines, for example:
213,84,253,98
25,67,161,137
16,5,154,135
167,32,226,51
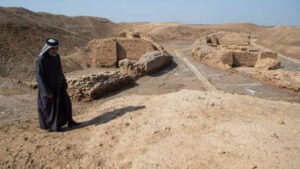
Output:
57,55,68,89
36,57,52,97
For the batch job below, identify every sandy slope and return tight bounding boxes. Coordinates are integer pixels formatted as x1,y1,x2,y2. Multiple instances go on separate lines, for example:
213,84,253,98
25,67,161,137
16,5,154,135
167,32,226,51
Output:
1,89,299,169
256,26,300,60
0,7,118,80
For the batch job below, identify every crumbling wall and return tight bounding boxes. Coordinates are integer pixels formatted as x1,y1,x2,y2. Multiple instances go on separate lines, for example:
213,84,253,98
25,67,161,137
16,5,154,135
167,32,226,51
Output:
67,50,172,102
192,32,279,69
88,39,117,67
256,70,300,94
218,32,250,47
67,71,134,101
192,32,300,95
231,51,258,67
258,51,278,61
255,58,281,70
116,39,156,61
88,32,168,68
119,51,172,78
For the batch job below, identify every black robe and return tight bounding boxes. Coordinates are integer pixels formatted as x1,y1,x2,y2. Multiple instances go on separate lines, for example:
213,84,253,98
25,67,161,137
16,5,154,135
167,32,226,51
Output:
36,52,72,131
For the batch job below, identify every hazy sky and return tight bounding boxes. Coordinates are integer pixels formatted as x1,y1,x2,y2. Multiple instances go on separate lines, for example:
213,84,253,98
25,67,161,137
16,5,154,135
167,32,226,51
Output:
1,0,300,26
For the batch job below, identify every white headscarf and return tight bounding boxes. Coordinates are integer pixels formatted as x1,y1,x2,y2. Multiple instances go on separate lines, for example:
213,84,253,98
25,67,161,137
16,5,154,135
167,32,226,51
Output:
39,38,59,57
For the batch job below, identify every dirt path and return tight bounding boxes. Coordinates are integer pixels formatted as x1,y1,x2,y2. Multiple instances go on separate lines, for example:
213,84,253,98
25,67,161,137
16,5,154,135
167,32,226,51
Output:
175,49,217,91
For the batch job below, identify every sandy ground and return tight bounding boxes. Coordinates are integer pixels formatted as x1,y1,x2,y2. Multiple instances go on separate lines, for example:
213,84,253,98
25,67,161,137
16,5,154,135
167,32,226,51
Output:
1,89,300,168
1,40,300,169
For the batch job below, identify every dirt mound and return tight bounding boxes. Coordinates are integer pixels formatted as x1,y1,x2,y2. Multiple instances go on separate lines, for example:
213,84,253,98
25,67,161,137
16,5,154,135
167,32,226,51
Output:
1,89,299,168
121,23,261,42
0,7,119,81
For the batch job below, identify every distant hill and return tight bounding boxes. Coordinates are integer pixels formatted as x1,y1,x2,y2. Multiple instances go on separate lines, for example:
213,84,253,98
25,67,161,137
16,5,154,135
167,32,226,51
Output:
0,7,119,80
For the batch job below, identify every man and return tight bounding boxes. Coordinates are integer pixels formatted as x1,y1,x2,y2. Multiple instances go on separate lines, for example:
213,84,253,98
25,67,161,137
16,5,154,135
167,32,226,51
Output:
36,38,80,132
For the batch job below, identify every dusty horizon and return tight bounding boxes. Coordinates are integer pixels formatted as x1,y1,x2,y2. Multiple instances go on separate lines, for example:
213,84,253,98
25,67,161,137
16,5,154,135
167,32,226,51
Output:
1,0,300,26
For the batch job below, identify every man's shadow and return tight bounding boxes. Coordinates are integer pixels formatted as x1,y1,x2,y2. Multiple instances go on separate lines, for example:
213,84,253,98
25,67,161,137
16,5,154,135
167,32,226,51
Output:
64,105,145,131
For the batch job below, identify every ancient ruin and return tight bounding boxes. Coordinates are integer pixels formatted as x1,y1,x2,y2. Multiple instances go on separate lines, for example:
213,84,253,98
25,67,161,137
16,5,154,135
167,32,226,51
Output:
65,32,172,101
192,32,300,95
87,31,168,67
119,51,172,78
192,32,279,69
66,71,134,101
256,70,300,94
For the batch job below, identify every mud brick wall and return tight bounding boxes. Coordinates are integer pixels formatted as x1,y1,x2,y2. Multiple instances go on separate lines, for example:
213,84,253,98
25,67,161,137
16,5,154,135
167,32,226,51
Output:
116,39,156,61
232,51,258,67
258,51,278,61
89,39,117,67
218,33,250,47
89,38,158,67
218,50,233,67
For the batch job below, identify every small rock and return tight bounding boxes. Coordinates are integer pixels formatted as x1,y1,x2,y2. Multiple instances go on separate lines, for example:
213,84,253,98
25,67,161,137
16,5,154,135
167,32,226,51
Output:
271,133,279,139
153,130,159,134
97,160,102,166
217,151,226,154
65,145,71,150
211,103,215,107
279,120,285,125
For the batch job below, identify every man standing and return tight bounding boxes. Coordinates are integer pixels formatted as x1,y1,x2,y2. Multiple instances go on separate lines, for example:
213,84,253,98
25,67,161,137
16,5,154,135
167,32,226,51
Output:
36,38,80,132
